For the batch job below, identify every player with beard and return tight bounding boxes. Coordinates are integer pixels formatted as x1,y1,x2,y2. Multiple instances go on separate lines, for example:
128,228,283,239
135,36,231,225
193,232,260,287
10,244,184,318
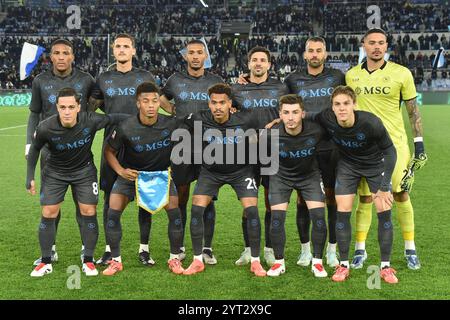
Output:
232,46,289,267
346,29,426,270
160,39,223,264
284,37,345,268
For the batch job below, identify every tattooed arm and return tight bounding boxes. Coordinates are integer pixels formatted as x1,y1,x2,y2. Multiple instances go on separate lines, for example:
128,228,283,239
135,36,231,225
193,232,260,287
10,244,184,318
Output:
405,97,427,162
405,98,423,138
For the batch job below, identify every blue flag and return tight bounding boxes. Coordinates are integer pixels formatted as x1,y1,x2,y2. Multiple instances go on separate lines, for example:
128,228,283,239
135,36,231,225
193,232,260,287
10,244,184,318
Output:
179,37,212,69
135,170,171,214
20,42,45,80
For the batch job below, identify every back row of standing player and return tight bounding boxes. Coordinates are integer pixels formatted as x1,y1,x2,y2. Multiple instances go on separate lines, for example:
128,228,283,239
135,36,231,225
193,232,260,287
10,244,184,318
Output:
26,29,426,280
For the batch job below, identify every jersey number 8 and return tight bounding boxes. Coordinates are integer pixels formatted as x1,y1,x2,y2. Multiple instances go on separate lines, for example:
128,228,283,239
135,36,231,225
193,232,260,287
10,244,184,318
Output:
92,182,99,195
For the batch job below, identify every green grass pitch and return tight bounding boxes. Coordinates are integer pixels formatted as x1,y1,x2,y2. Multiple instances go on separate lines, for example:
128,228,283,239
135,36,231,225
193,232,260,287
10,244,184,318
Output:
0,106,449,300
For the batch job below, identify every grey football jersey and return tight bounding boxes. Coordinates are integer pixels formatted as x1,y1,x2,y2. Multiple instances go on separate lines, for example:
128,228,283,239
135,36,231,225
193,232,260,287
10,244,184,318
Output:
29,68,95,120
232,77,289,109
232,77,289,126
285,67,345,152
284,67,345,112
91,67,155,115
163,71,224,118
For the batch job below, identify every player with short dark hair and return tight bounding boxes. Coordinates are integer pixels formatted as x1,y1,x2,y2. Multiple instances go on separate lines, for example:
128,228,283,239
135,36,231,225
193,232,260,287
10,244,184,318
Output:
102,82,184,276
181,83,276,277
284,36,345,268
89,32,156,267
232,46,289,267
26,38,95,266
26,88,127,277
265,94,328,277
160,39,224,265
311,86,399,284
346,28,426,270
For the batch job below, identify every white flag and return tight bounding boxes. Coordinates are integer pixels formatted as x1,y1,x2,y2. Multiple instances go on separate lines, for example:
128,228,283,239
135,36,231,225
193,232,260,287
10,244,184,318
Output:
433,47,445,69
20,42,45,80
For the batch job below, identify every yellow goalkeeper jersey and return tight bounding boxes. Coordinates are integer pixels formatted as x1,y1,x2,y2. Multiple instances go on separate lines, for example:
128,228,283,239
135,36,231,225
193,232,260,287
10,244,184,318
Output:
345,61,417,143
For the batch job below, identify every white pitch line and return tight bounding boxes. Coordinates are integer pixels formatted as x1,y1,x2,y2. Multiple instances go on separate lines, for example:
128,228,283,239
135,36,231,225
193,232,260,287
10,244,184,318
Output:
0,124,27,131
0,134,26,137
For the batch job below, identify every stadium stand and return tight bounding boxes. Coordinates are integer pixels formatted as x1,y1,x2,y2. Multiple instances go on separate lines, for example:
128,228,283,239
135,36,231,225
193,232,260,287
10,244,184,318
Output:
0,0,448,90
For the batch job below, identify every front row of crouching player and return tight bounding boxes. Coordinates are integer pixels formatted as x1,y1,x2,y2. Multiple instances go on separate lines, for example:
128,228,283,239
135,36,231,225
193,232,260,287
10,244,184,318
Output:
27,83,399,283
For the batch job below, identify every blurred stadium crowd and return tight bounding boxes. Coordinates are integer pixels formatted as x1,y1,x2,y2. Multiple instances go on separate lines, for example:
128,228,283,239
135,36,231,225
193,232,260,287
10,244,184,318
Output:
0,0,449,90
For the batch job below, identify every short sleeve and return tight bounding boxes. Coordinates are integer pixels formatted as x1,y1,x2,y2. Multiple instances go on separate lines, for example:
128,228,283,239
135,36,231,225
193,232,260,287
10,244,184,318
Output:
31,123,47,150
108,124,125,151
401,68,417,101
162,75,175,100
29,78,42,113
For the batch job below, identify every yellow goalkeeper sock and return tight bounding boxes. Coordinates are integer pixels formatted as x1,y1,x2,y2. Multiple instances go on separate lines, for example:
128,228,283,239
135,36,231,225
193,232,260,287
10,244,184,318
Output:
396,199,415,241
355,202,373,242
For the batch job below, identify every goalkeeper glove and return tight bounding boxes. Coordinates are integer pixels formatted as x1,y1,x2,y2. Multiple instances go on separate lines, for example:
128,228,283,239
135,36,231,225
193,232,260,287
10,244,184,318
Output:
400,139,428,193
412,138,428,172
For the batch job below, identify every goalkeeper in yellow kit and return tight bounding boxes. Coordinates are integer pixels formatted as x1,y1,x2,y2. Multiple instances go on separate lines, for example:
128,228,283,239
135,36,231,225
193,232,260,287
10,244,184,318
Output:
346,28,427,270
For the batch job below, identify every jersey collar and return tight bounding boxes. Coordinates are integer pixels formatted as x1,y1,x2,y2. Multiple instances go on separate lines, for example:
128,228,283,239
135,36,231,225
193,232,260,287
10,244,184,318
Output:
114,66,136,75
51,68,75,79
361,60,387,74
248,76,273,86
304,67,327,77
183,69,207,80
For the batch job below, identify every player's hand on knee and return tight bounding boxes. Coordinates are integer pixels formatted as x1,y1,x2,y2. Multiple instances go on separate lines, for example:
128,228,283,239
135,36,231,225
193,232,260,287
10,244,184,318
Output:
374,190,393,210
27,180,36,196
